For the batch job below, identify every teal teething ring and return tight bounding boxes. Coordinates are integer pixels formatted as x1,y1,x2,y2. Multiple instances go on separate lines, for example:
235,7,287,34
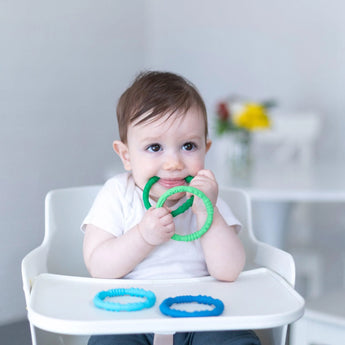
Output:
143,176,194,217
157,186,214,241
93,288,156,312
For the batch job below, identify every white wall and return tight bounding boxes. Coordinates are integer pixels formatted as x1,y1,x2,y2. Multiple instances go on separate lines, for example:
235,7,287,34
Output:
146,0,345,160
2,0,345,325
0,0,147,324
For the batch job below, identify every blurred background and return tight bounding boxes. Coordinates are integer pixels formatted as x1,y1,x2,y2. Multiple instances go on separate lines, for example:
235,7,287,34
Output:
1,0,345,337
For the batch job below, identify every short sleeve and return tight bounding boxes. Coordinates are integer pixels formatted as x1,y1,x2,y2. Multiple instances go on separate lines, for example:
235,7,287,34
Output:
81,178,125,237
216,197,242,233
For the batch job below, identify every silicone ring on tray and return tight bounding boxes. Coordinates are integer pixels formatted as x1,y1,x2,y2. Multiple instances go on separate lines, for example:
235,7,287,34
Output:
93,288,156,312
143,176,194,217
159,295,224,317
157,185,214,241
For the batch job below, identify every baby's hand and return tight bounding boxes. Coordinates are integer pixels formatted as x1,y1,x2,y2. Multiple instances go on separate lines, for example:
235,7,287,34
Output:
189,169,218,215
138,207,175,246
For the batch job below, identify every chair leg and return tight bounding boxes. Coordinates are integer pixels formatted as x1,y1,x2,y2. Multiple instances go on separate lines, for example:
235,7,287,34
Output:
29,323,38,345
153,333,174,345
289,319,308,345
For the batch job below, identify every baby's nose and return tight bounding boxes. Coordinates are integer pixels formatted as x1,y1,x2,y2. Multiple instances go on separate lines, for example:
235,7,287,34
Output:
163,152,184,170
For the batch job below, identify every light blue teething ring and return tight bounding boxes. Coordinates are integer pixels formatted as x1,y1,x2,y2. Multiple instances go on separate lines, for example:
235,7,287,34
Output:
93,288,156,312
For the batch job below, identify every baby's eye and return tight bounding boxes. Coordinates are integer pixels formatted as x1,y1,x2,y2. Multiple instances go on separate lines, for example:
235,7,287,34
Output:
147,143,162,152
182,142,197,151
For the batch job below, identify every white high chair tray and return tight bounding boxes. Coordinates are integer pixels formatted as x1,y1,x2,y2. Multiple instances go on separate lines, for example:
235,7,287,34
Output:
28,268,304,335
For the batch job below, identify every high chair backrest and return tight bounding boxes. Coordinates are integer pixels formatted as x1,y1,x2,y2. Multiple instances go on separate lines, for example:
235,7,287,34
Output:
43,185,258,277
44,186,100,276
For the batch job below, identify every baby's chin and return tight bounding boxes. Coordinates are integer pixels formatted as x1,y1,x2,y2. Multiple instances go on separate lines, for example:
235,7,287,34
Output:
152,192,187,207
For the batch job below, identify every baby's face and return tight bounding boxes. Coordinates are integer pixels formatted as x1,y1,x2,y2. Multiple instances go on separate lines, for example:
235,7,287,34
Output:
123,108,210,205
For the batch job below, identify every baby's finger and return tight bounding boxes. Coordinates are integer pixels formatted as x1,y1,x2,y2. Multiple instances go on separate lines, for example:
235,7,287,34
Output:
189,177,208,189
186,192,193,200
152,206,171,217
164,223,175,236
196,169,215,180
160,213,174,226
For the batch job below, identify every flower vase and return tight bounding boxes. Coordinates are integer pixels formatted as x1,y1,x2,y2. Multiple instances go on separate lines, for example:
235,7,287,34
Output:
226,131,251,180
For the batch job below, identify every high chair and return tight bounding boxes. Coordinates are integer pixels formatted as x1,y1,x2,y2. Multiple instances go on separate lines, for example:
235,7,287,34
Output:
22,185,304,345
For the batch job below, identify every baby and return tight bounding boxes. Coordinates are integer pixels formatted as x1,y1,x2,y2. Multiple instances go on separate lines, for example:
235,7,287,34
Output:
82,71,260,345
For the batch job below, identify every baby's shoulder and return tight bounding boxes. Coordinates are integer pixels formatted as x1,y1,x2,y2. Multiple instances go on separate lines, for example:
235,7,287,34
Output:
103,172,131,188
102,172,137,201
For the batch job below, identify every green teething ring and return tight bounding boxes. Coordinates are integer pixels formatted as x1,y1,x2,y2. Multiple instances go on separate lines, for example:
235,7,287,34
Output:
157,186,214,242
143,176,194,217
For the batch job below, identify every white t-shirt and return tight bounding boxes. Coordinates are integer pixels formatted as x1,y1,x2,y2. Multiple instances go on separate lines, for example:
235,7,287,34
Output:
82,172,241,280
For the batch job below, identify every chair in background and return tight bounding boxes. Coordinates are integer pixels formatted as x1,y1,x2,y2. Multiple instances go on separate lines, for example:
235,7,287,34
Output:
253,112,324,300
252,111,321,166
22,186,303,345
290,289,345,345
289,256,345,344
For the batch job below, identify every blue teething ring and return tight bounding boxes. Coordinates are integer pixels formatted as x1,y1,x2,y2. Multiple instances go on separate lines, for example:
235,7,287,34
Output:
93,288,156,312
159,295,224,317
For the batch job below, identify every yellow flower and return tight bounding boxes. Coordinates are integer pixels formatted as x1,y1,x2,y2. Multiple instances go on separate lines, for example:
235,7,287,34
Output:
233,103,270,131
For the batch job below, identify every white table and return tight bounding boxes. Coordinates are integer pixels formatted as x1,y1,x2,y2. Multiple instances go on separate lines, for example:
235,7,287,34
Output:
28,269,303,335
216,160,345,248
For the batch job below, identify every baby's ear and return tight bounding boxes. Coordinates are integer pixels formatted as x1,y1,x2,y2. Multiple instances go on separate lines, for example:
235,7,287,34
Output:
206,139,212,153
113,141,131,171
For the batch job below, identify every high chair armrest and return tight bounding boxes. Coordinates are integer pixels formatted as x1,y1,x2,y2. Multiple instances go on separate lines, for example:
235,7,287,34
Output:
254,241,295,286
22,245,49,301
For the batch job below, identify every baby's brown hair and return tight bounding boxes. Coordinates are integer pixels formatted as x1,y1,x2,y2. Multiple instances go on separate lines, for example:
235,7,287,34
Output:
116,71,208,143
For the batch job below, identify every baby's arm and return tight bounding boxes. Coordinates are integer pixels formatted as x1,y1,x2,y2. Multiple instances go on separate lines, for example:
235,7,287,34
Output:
83,207,174,278
190,170,246,282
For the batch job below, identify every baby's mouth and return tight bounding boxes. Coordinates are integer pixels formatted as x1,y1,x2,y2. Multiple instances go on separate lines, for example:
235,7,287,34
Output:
158,178,186,189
